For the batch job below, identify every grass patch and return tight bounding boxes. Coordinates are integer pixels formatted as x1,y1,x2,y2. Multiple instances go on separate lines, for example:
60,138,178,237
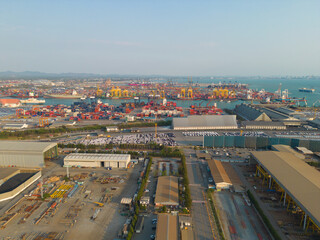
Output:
207,190,225,240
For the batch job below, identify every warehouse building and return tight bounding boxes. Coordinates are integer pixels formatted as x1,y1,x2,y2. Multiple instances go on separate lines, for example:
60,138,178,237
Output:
172,115,238,130
64,153,131,168
0,141,58,168
234,104,302,126
308,118,320,129
155,176,179,208
234,104,271,121
0,168,41,202
155,214,178,240
207,159,243,191
252,150,320,231
241,121,286,130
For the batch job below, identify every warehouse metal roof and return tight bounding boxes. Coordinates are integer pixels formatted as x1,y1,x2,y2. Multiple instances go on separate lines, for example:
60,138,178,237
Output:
241,121,285,127
172,115,237,129
64,153,130,162
155,214,178,240
272,145,305,159
155,176,179,206
0,168,19,180
251,151,320,227
234,104,271,121
296,147,313,155
207,159,232,184
260,107,298,121
0,141,57,153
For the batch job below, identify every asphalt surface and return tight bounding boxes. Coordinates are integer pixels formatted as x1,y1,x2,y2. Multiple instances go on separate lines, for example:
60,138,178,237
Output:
184,148,215,240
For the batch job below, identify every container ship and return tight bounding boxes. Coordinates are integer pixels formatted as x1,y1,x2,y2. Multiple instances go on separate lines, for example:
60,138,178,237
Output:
44,90,84,99
20,98,45,104
299,88,315,93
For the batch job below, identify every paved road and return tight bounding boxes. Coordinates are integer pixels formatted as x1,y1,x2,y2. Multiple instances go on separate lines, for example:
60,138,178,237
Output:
233,164,288,240
184,148,215,240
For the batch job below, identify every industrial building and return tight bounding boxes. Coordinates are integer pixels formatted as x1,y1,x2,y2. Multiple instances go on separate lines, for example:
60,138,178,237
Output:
64,153,131,168
0,99,21,107
172,115,238,130
155,214,178,240
259,107,301,126
308,118,320,129
252,150,320,231
203,135,320,152
155,176,179,208
0,168,41,202
241,121,286,130
234,104,271,121
207,160,243,191
234,104,302,126
0,141,58,168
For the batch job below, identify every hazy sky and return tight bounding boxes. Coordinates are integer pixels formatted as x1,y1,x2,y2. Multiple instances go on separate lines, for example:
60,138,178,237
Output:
0,1,319,76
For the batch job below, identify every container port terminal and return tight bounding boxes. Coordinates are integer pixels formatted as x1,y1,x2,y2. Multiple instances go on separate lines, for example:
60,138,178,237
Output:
0,78,319,240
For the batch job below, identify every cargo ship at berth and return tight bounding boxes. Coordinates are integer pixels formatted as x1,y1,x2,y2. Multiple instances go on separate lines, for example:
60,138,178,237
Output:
20,98,45,104
299,88,315,93
44,90,84,99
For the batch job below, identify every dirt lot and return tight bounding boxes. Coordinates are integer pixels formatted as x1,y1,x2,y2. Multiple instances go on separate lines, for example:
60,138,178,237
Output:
0,163,143,240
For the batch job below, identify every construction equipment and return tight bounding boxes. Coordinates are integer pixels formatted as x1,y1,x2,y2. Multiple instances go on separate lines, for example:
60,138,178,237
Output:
181,88,186,98
93,201,104,207
39,117,49,127
187,88,193,98
155,123,157,138
96,85,104,97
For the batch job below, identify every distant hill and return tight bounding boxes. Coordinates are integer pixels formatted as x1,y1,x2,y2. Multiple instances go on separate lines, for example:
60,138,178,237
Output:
0,71,108,80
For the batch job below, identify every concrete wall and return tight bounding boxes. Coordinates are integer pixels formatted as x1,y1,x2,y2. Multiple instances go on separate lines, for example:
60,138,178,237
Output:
0,152,44,168
0,171,41,202
66,161,100,168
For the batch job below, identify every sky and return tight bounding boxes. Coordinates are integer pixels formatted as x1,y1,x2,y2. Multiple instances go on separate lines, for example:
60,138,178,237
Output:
0,1,320,76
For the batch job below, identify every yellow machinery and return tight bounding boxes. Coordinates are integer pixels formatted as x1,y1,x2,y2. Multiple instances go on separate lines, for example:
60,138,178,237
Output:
110,87,116,97
181,88,186,98
96,85,103,97
213,89,220,98
116,87,121,97
122,89,129,97
221,89,228,98
93,202,104,207
155,123,157,138
110,87,122,97
39,117,49,127
160,90,165,99
187,88,193,98
212,88,229,98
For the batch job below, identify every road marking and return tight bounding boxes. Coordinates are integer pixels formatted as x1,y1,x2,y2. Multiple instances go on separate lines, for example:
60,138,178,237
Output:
192,200,206,203
189,184,201,186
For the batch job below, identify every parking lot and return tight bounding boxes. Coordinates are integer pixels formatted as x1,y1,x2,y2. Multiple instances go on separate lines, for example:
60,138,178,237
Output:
77,133,177,146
